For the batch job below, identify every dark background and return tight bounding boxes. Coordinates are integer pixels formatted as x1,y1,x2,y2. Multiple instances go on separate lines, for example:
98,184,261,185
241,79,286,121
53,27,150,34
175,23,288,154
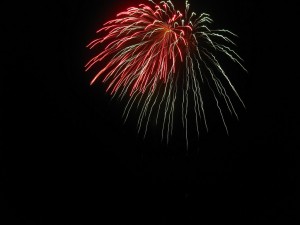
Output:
1,1,298,224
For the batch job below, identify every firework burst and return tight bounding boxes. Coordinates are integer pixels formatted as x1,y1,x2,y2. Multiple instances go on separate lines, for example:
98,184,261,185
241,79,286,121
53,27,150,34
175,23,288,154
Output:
85,0,247,147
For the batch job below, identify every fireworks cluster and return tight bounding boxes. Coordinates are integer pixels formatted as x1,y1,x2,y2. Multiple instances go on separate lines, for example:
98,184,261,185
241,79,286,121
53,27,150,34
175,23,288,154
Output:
86,0,246,147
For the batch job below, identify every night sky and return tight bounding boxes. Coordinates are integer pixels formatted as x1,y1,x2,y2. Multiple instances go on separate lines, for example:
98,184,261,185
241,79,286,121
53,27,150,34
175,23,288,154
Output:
2,1,299,224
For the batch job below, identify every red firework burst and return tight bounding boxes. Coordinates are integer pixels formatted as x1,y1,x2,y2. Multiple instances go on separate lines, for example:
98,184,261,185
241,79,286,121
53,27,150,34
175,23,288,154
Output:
85,0,246,146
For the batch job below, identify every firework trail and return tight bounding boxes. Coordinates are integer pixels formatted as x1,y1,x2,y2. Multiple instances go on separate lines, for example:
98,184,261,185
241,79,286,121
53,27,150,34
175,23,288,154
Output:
85,0,246,147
